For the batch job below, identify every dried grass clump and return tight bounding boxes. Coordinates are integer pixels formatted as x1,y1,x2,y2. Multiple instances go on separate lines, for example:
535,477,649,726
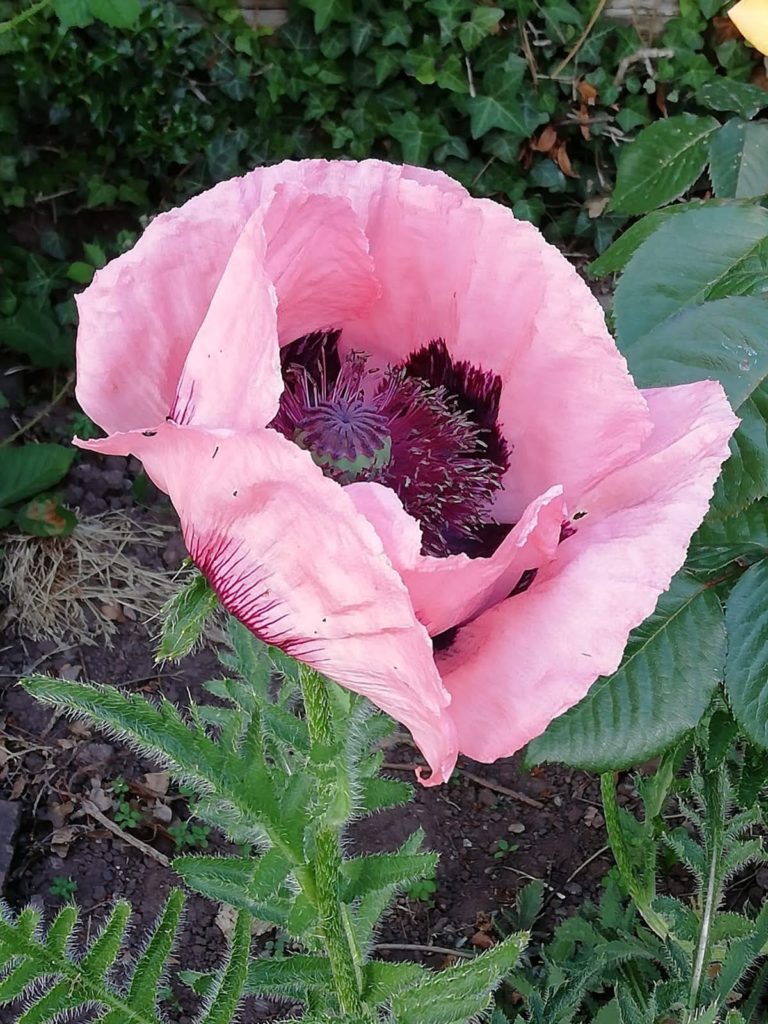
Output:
0,512,179,645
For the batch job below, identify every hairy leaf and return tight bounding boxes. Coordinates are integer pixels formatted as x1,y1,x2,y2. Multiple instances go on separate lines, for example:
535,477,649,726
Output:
527,574,725,771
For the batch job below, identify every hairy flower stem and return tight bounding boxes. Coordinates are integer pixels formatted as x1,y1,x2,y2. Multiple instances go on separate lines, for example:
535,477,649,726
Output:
684,765,725,1023
300,667,365,1016
600,773,670,942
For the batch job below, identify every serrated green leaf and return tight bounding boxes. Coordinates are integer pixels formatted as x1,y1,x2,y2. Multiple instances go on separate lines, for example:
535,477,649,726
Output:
689,499,768,572
624,297,768,516
527,573,725,771
710,118,768,199
610,114,719,215
198,910,250,1024
588,200,740,278
0,445,75,507
173,849,292,923
245,954,333,997
359,775,412,814
390,932,527,1024
725,559,768,749
156,570,218,662
21,675,293,859
127,889,184,1012
698,79,768,120
363,960,427,1002
343,849,438,902
614,205,768,349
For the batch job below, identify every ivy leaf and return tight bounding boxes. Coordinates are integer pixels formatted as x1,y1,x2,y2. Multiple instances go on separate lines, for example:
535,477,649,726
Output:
697,79,768,120
426,0,473,43
458,7,503,51
467,85,546,141
388,112,449,164
610,113,719,215
725,559,768,750
709,118,768,199
0,303,73,369
298,0,352,33
526,573,725,772
614,204,768,348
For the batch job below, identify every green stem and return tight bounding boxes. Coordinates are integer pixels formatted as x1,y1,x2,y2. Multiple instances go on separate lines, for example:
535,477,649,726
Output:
300,667,364,1016
684,766,725,1023
0,0,50,35
600,773,670,941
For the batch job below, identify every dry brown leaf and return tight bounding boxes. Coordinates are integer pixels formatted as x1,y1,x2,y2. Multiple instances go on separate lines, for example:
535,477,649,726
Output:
152,801,173,824
577,80,598,104
143,771,170,797
578,103,591,142
49,800,75,829
553,141,579,179
89,785,113,813
470,930,495,949
100,602,125,622
532,124,557,153
585,196,610,219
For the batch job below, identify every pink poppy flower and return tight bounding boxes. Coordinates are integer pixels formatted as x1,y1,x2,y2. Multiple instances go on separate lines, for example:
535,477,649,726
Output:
74,160,737,786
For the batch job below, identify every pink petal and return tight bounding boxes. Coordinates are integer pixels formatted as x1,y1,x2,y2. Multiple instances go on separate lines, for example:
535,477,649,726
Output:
171,212,282,430
75,160,463,437
263,184,380,343
79,422,458,784
346,481,565,636
437,381,738,763
340,182,652,519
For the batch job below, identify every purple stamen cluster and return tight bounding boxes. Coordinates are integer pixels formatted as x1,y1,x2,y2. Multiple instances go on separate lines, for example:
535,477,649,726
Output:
270,332,510,558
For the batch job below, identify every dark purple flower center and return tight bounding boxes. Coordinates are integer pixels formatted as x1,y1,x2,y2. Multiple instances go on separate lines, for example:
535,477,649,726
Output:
269,331,510,558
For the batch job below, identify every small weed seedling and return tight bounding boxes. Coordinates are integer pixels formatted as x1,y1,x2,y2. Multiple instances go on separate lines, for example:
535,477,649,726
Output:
168,819,210,851
405,876,438,905
109,776,130,797
113,801,142,831
49,876,77,900
493,839,519,861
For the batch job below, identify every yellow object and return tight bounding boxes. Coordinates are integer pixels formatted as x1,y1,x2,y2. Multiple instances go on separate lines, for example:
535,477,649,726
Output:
729,0,768,55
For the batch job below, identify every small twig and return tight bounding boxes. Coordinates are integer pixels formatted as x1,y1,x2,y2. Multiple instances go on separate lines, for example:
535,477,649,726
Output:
459,770,545,810
80,798,170,867
519,18,538,88
552,0,609,76
2,374,74,446
375,943,474,960
381,762,544,808
565,844,610,883
613,47,674,88
464,55,476,98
